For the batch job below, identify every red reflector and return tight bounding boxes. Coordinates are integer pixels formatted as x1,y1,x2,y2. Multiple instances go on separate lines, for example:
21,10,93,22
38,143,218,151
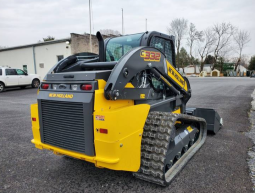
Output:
32,117,36,121
41,84,49,89
99,128,108,134
81,84,92,90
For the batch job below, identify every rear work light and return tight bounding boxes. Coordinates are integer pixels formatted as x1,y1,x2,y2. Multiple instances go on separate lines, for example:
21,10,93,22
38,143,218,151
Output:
81,84,92,91
71,84,78,91
52,84,58,90
41,84,49,89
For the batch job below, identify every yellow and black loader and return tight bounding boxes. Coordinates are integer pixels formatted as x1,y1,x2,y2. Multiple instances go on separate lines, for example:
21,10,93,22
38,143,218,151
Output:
31,31,222,186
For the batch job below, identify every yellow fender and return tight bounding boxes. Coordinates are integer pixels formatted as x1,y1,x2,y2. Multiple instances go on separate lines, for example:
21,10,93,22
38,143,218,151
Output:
94,104,150,171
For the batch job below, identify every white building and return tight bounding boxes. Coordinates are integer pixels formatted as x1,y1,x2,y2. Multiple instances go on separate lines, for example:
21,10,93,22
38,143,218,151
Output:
0,33,112,79
179,64,213,74
179,64,247,74
0,38,71,78
236,65,247,73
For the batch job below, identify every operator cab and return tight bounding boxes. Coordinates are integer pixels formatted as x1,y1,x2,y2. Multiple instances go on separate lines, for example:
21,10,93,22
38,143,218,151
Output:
52,31,176,74
105,33,143,62
105,32,175,66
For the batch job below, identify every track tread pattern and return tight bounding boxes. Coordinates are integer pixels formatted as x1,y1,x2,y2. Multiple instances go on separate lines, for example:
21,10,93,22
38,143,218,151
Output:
133,111,206,186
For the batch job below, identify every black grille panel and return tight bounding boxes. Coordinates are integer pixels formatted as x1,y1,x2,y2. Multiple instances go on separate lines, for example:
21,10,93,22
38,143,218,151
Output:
40,100,85,153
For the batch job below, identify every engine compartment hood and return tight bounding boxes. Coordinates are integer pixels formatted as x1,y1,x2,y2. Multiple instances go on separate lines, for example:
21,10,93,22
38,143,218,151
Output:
45,70,111,81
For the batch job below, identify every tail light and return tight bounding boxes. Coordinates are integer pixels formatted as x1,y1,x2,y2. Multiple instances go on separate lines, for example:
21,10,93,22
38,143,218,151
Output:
81,84,92,90
99,128,108,134
41,84,49,89
32,117,36,121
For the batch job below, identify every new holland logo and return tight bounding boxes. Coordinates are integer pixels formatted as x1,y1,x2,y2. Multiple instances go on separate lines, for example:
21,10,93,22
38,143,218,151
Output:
168,67,185,86
49,93,73,99
140,50,161,62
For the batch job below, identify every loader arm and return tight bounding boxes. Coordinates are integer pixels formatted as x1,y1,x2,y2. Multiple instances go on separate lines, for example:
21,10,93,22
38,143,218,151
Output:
104,46,191,108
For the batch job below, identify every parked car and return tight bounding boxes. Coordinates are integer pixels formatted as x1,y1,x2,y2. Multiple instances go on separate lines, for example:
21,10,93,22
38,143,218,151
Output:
0,66,41,92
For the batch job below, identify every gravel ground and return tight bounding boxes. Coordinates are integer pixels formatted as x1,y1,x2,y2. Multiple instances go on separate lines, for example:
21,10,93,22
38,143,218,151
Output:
247,89,255,191
0,77,254,193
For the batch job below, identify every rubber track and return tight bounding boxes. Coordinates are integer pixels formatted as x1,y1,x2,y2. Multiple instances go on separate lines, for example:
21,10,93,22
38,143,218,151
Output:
133,111,206,186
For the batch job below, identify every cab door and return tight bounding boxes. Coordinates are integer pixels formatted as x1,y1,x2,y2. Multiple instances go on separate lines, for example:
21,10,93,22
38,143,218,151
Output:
5,69,19,86
16,69,30,85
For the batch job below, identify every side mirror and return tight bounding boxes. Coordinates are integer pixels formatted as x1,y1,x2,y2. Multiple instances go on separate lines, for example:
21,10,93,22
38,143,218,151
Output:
25,73,28,76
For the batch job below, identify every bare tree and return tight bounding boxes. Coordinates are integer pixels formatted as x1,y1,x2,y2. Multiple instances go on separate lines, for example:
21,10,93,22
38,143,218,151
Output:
99,29,121,36
233,30,250,71
217,46,232,72
240,54,250,69
231,55,249,69
187,23,203,73
167,18,188,69
198,28,216,72
212,22,236,70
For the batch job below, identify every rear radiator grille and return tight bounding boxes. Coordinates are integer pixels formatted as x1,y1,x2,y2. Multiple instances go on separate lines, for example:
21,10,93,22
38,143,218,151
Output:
40,100,85,153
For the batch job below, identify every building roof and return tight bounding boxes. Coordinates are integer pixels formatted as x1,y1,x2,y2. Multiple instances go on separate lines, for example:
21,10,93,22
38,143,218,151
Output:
0,38,71,52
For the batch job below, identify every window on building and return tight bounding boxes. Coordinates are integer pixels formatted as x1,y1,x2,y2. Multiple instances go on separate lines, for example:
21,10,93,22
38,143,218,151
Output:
16,69,26,75
39,63,44,68
57,55,64,62
5,69,17,76
23,65,28,73
0,69,2,76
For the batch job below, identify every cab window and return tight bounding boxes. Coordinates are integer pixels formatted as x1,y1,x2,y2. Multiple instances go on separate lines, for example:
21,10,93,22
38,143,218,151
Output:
16,69,26,75
165,41,173,65
106,33,143,61
5,69,17,76
149,36,174,65
150,37,165,53
0,69,2,76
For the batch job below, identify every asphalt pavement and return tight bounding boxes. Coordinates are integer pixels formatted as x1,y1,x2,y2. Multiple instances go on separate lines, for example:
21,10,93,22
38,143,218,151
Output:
0,77,255,193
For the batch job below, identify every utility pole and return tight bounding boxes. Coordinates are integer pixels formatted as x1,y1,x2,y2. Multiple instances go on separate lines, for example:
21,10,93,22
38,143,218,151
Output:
146,18,147,31
122,8,124,35
89,0,92,52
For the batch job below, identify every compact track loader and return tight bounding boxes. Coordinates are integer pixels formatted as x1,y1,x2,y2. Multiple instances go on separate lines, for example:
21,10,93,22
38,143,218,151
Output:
31,31,222,186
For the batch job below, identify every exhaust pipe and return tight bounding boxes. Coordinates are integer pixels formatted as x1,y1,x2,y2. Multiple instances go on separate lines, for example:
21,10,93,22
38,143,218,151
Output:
96,31,105,62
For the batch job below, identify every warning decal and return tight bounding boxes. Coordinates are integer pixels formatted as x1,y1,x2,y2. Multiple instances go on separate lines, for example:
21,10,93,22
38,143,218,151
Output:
95,115,105,121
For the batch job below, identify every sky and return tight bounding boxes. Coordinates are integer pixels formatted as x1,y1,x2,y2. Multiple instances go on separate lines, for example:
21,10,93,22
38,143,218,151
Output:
0,0,254,58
